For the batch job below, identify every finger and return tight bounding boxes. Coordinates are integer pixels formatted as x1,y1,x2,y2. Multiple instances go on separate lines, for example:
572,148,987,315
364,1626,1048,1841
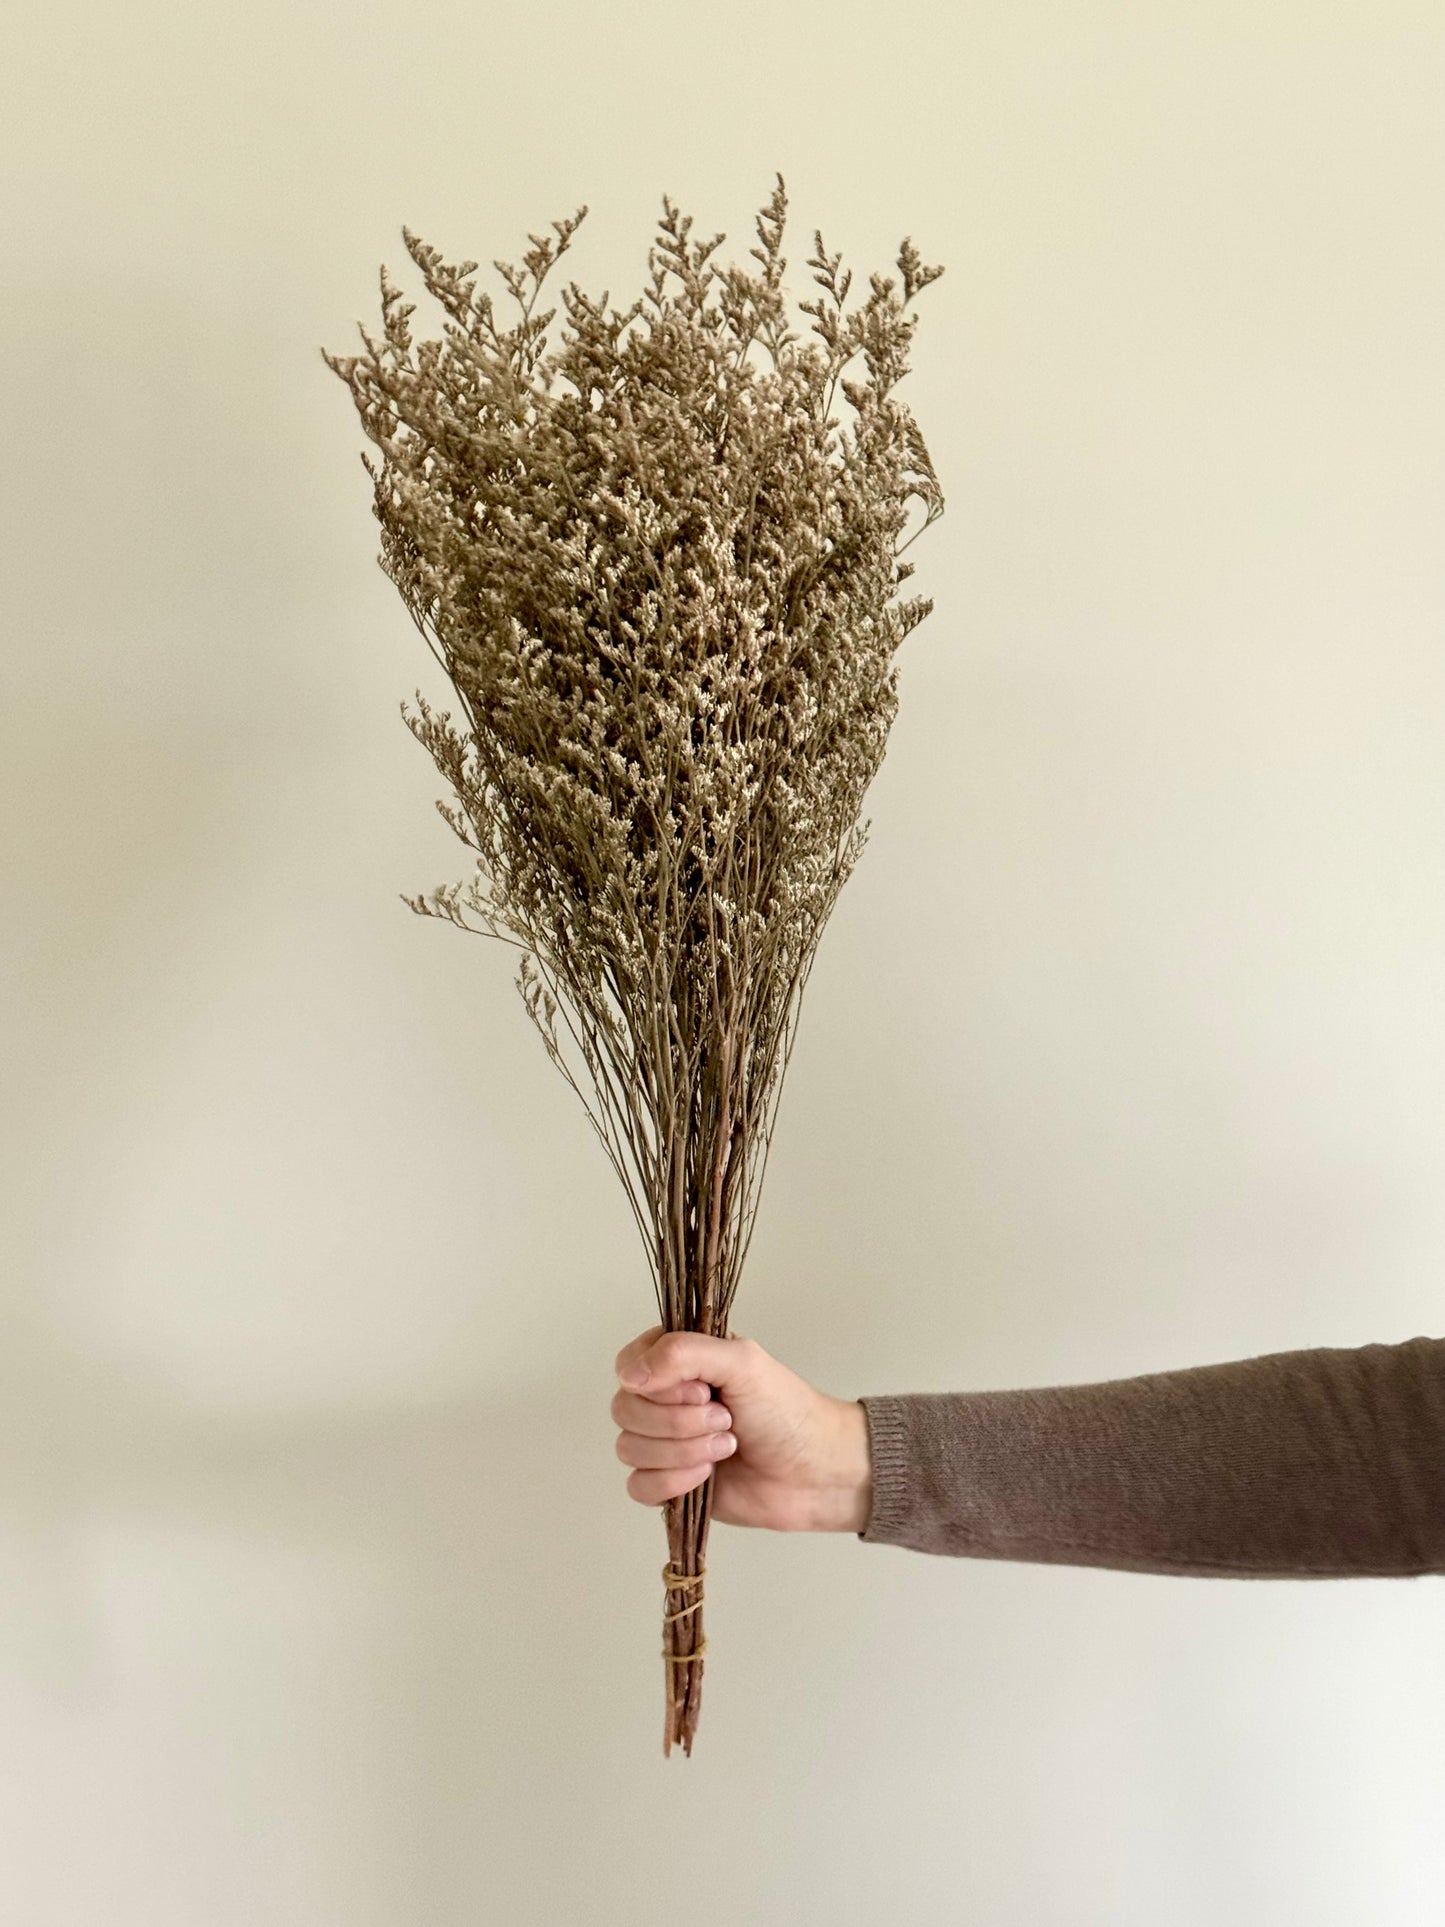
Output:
673,1378,717,1404
616,1428,738,1471
617,1330,761,1400
614,1330,716,1404
610,1359,708,1408
614,1326,664,1380
626,1462,716,1506
629,1377,711,1407
611,1389,734,1438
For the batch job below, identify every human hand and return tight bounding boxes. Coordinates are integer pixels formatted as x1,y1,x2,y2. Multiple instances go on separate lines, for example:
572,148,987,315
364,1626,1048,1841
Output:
611,1326,873,1533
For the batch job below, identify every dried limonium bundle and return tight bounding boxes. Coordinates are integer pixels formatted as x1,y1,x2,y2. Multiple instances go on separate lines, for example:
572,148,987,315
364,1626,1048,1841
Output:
321,174,944,1755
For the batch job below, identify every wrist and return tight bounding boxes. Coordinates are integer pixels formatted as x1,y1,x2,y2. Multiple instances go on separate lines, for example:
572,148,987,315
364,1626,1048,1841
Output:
809,1395,873,1533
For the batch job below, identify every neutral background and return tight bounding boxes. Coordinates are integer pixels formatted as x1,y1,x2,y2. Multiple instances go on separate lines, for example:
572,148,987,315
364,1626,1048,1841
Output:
4,2,1443,1922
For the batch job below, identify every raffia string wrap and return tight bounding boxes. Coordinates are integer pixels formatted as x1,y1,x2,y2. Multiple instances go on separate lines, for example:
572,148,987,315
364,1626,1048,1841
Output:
661,1561,706,1629
662,1560,708,1701
322,173,945,1756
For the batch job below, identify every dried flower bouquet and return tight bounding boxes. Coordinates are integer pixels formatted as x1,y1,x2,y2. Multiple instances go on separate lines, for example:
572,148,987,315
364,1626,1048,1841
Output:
322,175,944,1753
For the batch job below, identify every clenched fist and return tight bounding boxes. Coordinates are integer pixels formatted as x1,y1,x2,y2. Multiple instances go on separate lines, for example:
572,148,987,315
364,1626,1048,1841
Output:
611,1326,873,1533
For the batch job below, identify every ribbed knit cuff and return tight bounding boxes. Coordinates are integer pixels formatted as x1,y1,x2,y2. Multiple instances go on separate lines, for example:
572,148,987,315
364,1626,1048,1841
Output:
855,1396,910,1542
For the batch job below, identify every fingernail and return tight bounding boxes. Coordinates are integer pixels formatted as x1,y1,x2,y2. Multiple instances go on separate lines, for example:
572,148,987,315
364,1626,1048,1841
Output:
711,1432,737,1457
619,1362,649,1388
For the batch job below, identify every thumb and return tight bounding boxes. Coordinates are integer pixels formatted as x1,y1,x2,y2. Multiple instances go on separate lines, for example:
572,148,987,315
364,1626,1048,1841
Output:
617,1329,761,1399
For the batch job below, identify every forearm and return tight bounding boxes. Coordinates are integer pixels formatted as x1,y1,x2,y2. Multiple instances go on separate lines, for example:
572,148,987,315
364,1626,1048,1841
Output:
851,1335,1445,1578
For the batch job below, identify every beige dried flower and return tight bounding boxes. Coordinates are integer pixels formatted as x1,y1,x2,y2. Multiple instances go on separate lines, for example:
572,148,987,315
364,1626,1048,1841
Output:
322,173,945,1754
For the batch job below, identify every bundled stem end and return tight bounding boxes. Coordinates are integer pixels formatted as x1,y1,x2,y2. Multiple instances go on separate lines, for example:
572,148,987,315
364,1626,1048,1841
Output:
662,1457,716,1756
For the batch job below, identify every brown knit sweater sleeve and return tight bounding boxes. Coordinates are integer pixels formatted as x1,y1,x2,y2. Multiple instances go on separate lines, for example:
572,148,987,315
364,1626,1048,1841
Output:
856,1334,1445,1577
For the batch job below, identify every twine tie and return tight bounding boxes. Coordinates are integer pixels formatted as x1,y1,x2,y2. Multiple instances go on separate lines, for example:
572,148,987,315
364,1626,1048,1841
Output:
661,1560,707,1663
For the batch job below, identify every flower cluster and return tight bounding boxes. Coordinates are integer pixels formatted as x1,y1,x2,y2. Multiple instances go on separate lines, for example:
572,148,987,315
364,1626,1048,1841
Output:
322,173,944,1331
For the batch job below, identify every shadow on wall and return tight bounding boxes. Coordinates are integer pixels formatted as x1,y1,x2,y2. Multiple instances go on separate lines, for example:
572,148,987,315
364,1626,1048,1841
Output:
0,1293,692,1914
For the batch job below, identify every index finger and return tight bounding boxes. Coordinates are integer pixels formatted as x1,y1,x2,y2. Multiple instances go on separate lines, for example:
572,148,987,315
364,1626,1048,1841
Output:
615,1326,664,1379
614,1326,711,1404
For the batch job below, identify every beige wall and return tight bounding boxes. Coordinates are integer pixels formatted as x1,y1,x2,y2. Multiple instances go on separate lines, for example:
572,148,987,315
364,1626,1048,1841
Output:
4,3,1443,1921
